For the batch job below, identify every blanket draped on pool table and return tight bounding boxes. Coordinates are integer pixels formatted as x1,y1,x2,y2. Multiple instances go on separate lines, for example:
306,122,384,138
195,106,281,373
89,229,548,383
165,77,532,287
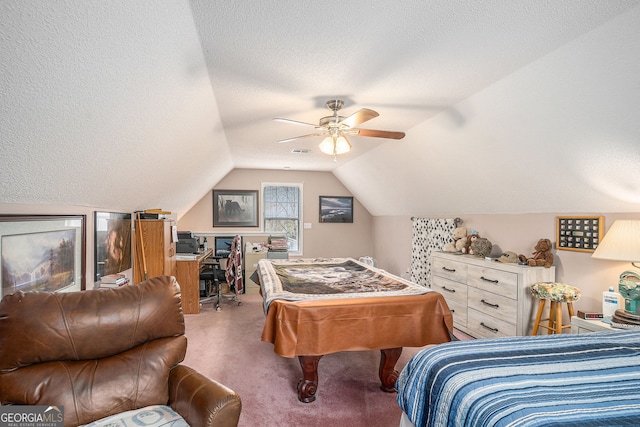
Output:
256,258,453,358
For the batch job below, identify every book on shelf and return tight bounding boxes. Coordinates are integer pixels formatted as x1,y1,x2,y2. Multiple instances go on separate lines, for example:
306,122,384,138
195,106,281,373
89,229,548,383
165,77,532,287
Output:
100,278,130,288
101,273,125,283
100,274,129,288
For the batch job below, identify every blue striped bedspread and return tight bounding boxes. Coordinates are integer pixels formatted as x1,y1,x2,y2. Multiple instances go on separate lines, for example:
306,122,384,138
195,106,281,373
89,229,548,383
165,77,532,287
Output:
396,330,640,426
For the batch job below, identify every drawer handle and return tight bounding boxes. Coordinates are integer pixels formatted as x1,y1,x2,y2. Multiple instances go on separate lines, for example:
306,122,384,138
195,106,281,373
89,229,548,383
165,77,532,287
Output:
441,286,456,293
481,299,499,309
442,266,456,273
480,276,499,284
480,322,499,333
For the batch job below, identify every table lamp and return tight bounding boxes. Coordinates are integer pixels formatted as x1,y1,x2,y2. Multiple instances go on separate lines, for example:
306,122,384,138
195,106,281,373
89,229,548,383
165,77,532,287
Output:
592,220,640,323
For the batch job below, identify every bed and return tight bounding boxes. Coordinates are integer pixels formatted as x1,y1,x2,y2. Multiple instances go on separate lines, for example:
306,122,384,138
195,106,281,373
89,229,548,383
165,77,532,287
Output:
396,329,640,427
254,257,453,402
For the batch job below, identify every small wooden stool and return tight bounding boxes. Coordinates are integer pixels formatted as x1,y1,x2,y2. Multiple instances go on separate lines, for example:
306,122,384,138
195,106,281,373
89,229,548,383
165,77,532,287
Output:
530,282,581,335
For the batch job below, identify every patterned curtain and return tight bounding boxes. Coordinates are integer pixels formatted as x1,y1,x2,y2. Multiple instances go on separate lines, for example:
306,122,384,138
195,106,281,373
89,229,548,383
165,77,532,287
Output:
411,217,461,287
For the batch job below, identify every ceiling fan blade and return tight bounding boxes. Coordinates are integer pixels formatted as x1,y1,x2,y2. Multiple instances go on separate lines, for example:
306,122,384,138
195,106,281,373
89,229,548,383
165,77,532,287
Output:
276,132,327,144
353,128,406,140
273,118,322,128
338,108,379,128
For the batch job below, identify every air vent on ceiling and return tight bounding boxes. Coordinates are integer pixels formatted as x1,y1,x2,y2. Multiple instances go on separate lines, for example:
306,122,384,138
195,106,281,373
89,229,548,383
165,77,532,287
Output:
291,148,311,154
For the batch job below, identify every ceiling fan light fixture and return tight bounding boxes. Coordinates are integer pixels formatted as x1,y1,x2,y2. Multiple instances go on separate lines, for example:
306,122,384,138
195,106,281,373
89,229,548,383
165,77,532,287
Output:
275,99,404,153
319,134,351,155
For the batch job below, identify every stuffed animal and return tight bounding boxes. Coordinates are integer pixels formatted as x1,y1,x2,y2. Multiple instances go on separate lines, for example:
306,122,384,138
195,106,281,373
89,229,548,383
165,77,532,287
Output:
518,238,554,268
443,226,467,252
470,237,492,257
461,230,479,254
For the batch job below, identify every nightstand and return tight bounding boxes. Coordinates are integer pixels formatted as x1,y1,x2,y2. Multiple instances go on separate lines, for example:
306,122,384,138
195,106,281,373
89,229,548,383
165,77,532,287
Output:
570,316,615,334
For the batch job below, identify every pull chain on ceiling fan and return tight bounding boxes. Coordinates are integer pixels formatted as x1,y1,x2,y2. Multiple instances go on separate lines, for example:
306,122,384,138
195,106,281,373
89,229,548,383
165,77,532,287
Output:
274,99,405,160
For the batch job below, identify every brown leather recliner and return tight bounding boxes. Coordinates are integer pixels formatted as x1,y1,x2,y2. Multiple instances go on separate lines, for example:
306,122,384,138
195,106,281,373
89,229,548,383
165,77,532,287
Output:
0,275,241,427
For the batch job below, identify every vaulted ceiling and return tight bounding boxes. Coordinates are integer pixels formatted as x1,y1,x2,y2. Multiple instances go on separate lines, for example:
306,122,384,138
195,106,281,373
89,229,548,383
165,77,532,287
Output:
2,1,640,217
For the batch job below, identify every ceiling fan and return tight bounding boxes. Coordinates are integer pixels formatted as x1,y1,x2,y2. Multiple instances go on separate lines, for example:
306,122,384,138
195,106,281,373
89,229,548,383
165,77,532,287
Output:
273,100,405,158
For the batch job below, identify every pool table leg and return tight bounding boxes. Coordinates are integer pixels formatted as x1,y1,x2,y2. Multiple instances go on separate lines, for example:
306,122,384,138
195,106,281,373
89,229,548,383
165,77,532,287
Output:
379,347,403,392
297,355,322,403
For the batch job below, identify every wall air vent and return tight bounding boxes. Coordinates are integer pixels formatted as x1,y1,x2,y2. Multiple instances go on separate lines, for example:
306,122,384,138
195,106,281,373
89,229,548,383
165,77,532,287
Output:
291,148,311,154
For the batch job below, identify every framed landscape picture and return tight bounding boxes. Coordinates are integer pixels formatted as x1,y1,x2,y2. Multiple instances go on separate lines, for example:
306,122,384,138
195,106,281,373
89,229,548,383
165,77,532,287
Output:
319,196,354,223
0,215,86,298
213,189,259,227
94,211,132,283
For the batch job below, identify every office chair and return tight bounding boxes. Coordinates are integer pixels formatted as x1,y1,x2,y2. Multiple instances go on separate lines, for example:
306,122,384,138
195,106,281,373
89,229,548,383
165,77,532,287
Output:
200,256,241,311
199,256,223,311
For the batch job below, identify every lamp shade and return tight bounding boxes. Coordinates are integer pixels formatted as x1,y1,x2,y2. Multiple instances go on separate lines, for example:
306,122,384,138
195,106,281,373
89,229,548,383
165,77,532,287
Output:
591,220,640,262
319,134,351,155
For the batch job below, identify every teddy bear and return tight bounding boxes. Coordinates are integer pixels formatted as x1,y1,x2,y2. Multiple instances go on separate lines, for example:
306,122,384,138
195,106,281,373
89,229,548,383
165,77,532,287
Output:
460,230,479,254
518,238,554,268
443,226,467,252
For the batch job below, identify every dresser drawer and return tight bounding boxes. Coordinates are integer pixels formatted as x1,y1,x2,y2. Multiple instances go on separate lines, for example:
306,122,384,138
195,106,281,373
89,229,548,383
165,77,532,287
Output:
433,276,468,307
447,299,467,329
467,308,516,338
468,265,518,299
432,256,468,282
468,287,517,322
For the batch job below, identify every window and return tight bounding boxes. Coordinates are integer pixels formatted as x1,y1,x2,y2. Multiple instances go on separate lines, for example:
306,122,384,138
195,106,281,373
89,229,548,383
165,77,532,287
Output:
262,183,302,255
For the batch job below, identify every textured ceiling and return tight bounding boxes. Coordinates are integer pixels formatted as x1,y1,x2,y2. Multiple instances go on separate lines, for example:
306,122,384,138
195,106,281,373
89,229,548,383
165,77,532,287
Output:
1,0,640,217
190,0,640,171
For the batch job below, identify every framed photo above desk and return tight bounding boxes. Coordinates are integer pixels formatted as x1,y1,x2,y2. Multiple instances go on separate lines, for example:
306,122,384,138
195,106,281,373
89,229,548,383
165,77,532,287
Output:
556,215,603,252
213,189,259,227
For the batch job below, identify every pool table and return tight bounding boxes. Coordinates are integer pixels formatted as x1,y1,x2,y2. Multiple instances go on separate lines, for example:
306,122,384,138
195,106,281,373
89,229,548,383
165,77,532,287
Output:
255,258,453,402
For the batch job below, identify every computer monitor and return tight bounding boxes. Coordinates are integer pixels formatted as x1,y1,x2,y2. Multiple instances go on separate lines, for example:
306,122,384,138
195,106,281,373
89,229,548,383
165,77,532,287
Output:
214,236,239,258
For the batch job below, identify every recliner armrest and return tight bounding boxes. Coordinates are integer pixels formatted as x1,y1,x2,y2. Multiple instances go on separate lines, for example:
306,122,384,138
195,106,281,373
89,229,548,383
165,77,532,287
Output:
168,364,242,427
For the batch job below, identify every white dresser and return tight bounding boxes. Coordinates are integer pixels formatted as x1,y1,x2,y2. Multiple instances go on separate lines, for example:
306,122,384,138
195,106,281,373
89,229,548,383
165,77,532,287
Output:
431,252,556,338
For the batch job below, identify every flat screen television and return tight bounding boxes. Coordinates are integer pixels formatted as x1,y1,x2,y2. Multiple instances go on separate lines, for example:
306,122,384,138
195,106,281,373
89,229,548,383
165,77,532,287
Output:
214,236,239,258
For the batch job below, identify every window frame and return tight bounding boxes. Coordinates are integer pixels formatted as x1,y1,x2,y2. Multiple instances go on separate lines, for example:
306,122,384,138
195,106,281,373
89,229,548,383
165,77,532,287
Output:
261,182,303,256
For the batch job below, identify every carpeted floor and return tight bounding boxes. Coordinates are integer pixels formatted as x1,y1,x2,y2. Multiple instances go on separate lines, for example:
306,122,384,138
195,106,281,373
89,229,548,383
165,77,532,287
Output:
183,292,465,427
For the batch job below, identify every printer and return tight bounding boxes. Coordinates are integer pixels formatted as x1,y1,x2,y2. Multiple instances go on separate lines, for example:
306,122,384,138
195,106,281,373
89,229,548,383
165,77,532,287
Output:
176,231,200,254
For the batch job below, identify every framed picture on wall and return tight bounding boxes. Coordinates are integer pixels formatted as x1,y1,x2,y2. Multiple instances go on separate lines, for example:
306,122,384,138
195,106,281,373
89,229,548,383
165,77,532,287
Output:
0,215,86,298
94,211,132,282
213,189,259,227
556,215,604,252
319,196,354,223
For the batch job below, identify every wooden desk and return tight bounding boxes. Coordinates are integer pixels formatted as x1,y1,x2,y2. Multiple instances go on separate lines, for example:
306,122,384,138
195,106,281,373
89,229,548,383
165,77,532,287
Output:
175,248,213,314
